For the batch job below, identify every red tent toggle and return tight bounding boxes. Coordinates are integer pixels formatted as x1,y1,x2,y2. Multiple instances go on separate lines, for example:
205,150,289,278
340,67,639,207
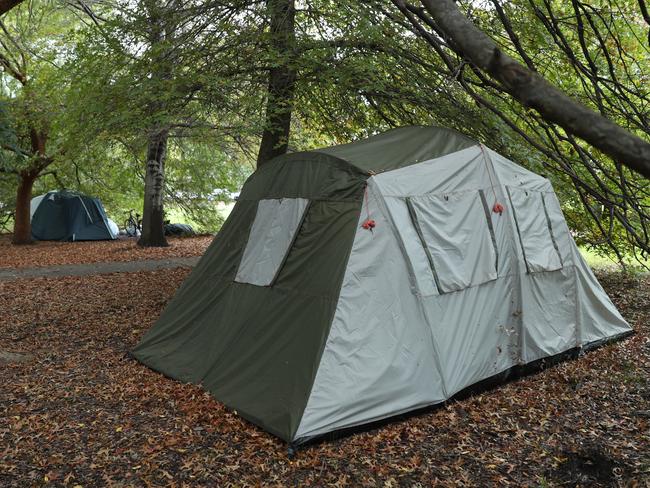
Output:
492,202,504,214
362,219,376,230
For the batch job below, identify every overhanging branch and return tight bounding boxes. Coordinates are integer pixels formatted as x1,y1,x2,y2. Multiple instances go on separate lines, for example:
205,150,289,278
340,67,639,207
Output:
400,0,650,178
0,0,23,16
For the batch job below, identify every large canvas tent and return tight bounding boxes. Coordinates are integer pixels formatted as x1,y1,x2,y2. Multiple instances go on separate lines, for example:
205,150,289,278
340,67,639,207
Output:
133,126,631,444
31,190,117,241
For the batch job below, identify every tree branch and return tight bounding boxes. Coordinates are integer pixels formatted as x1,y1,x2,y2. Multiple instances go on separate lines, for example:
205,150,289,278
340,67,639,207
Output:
0,0,23,16
405,0,650,178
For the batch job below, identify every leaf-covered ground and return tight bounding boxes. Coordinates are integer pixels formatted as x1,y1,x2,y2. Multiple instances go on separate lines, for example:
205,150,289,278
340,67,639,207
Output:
0,235,213,269
0,267,648,486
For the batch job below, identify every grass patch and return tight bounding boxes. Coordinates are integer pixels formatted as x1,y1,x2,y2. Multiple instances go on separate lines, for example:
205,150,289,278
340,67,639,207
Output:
579,246,649,272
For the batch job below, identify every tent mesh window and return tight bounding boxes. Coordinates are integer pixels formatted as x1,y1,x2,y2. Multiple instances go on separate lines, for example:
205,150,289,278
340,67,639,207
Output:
235,198,310,286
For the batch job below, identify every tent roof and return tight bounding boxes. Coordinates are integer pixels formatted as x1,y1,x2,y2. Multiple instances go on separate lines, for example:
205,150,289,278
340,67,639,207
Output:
44,189,93,200
315,126,477,173
240,126,478,203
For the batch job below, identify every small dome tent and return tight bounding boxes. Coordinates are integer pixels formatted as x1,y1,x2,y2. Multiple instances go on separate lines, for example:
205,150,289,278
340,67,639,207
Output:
31,190,117,241
132,126,631,444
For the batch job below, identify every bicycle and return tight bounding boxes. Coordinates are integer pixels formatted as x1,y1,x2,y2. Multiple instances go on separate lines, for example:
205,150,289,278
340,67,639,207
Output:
124,209,142,237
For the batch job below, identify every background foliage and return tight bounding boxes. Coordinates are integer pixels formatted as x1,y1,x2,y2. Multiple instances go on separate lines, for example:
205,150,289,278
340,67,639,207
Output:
0,0,647,262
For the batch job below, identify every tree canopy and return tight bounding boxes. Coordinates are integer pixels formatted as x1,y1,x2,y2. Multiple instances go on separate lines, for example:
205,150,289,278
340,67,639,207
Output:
0,0,647,263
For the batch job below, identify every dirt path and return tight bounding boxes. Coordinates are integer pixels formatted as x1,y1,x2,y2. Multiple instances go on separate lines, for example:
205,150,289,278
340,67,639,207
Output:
0,256,200,281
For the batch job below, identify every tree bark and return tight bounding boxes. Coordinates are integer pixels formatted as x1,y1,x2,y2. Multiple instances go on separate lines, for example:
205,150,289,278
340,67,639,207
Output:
12,172,35,244
256,0,297,167
138,129,169,247
405,0,650,178
12,127,51,245
0,0,23,16
137,1,170,247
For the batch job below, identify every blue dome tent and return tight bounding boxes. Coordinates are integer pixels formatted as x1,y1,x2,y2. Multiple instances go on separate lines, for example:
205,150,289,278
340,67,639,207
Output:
30,190,117,241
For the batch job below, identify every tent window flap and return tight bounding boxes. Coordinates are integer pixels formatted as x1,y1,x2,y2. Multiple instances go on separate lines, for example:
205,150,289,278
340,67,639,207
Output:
506,187,563,273
405,198,443,295
235,198,310,286
408,191,498,293
383,197,440,297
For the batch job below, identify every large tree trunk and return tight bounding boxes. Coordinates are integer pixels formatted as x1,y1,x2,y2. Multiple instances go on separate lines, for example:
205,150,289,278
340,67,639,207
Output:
12,172,35,245
256,0,297,167
138,130,169,247
399,0,650,178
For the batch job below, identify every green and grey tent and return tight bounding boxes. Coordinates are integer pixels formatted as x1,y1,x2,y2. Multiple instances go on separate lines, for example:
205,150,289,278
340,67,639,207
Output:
133,126,631,444
31,190,117,241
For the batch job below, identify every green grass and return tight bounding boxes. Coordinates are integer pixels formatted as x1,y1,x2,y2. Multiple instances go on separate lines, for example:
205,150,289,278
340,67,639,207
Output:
579,246,649,271
579,247,620,268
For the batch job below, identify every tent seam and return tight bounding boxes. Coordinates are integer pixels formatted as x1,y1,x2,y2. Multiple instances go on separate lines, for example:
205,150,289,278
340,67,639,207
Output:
481,147,527,365
289,197,365,442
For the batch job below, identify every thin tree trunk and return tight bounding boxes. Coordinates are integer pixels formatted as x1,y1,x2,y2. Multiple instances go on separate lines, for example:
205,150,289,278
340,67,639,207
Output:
256,0,297,167
138,129,169,247
13,128,49,245
400,0,650,178
12,172,35,245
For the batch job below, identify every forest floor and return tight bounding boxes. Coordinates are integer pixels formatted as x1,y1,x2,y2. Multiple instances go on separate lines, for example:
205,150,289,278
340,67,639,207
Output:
0,235,213,269
0,256,200,282
0,240,648,487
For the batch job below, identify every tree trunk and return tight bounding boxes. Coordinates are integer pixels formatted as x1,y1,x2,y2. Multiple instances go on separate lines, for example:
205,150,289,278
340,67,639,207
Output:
407,0,650,178
12,173,35,245
256,0,297,167
138,130,169,247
